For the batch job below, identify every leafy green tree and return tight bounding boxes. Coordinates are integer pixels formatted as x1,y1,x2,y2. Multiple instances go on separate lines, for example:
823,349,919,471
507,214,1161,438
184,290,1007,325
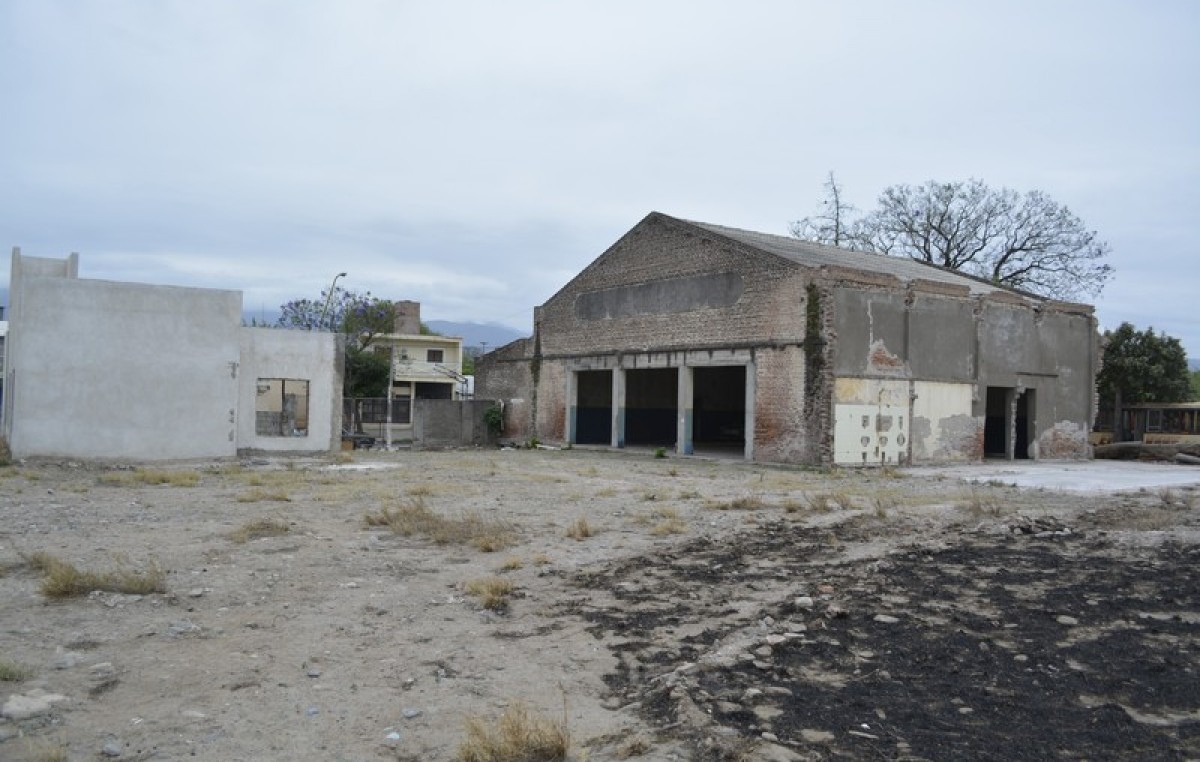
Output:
791,177,1113,301
1191,369,1200,399
1097,323,1193,414
278,287,395,399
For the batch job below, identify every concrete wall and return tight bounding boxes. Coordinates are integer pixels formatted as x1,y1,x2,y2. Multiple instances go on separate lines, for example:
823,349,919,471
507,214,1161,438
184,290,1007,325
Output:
238,328,343,453
413,399,497,448
830,282,1097,463
5,254,243,460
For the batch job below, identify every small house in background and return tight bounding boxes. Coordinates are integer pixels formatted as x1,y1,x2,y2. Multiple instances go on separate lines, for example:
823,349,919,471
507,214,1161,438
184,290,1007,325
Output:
3,248,343,460
370,300,467,425
477,212,1100,466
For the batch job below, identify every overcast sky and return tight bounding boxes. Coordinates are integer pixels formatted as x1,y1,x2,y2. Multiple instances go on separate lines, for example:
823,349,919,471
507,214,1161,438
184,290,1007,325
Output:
2,1,1197,357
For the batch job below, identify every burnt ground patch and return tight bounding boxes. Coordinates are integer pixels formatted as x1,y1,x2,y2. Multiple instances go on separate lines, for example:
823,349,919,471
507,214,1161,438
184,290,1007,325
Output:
563,517,1200,760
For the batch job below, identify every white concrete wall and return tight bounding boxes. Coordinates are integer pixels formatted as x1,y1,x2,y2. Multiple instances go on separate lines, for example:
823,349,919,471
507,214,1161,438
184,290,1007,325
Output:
237,328,342,452
6,263,243,460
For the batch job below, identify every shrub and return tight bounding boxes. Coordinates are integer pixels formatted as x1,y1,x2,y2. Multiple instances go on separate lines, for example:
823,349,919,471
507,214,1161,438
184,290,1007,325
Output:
464,576,516,612
0,658,32,682
565,516,593,540
484,405,504,436
229,517,291,544
364,498,516,552
31,553,166,599
457,701,569,762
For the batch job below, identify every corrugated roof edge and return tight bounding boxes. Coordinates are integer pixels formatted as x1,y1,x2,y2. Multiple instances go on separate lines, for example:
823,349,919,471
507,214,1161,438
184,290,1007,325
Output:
657,212,1075,307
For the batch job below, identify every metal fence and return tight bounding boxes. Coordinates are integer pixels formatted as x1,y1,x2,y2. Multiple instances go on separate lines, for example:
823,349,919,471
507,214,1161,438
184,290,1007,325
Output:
343,397,411,441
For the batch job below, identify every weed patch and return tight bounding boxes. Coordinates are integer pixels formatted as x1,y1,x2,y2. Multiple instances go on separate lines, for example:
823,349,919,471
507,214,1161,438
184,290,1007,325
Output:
236,487,291,503
708,494,767,511
229,517,291,544
29,552,166,599
464,576,516,612
565,516,594,540
0,658,32,681
364,498,516,552
457,701,569,762
99,468,199,487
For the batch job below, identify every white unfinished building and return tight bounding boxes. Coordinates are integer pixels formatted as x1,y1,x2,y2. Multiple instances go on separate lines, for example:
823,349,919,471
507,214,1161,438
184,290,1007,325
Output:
3,248,343,460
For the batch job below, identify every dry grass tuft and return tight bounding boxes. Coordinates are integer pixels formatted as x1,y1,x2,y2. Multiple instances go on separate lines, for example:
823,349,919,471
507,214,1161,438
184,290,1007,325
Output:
565,516,594,540
708,494,767,511
236,487,292,503
643,506,686,536
228,517,292,544
531,553,552,566
464,576,516,612
958,488,1005,518
364,498,516,552
30,552,166,599
830,490,856,510
99,468,200,487
457,701,569,762
24,741,70,762
0,658,32,682
497,556,524,572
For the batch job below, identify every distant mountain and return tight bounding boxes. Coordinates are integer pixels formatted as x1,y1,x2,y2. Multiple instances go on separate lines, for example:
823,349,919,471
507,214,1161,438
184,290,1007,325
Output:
426,321,526,349
1191,358,1200,372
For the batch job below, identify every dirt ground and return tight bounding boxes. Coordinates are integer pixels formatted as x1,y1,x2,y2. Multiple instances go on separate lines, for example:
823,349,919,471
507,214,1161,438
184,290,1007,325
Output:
1,448,1197,761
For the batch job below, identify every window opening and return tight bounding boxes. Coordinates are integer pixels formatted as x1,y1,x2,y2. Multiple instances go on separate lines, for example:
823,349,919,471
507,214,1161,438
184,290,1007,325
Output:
255,378,310,436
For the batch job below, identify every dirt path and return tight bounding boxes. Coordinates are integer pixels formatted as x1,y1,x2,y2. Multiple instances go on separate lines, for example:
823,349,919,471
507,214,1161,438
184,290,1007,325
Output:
1,450,1197,761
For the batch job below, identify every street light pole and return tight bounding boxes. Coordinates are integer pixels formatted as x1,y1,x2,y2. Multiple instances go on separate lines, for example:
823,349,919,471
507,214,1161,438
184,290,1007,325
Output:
318,272,348,330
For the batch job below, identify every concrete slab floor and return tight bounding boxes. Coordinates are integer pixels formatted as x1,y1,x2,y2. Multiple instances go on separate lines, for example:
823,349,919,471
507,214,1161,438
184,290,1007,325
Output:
915,460,1200,494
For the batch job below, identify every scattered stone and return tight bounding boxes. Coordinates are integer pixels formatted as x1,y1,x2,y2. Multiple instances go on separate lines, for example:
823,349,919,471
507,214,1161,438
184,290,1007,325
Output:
53,649,85,669
1056,615,1079,626
801,728,835,743
306,666,322,678
101,739,124,757
794,596,815,610
306,706,320,717
402,708,422,719
181,709,207,719
761,731,779,742
2,690,70,720
188,588,205,598
764,634,787,646
873,614,900,624
383,729,402,747
742,688,764,702
167,620,200,637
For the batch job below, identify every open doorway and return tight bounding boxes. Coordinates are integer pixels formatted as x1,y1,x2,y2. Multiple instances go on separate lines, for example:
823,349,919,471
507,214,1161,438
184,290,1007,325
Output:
574,370,612,445
984,387,1009,458
984,386,1036,459
624,368,677,447
693,366,746,453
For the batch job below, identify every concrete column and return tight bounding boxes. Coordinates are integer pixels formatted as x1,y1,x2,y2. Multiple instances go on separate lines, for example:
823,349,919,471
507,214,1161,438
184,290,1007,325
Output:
565,370,578,445
612,366,626,448
743,360,756,461
676,365,694,455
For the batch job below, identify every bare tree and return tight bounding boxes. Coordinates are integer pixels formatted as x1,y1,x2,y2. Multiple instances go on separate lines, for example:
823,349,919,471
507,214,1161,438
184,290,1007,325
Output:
860,180,1113,300
789,172,860,248
790,177,1113,301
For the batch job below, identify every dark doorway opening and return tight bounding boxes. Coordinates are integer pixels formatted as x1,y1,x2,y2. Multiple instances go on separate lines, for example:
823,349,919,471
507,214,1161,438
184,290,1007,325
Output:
984,387,1009,458
625,368,678,446
575,370,612,445
693,366,746,452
